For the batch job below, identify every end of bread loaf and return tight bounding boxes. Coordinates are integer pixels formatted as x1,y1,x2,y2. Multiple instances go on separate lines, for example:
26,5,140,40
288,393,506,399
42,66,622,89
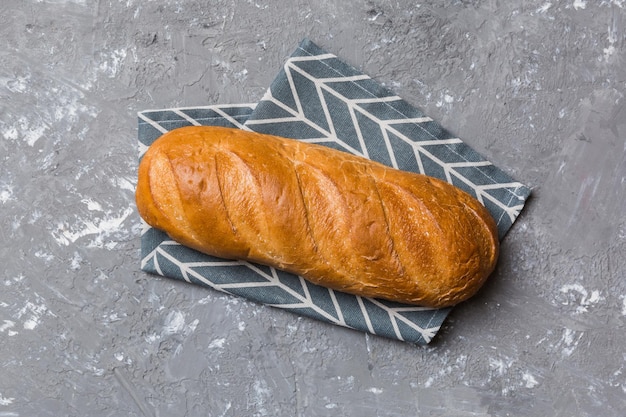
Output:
429,177,499,308
136,137,204,251
371,174,499,308
425,200,499,308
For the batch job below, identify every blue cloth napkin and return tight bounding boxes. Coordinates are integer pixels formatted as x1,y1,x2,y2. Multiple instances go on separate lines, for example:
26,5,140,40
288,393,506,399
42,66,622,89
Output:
137,39,531,344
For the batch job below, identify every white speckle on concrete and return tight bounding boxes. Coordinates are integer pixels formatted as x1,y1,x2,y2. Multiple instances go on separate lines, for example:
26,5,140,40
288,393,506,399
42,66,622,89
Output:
16,116,48,147
0,320,16,333
110,176,136,193
0,183,14,204
537,2,552,13
0,392,15,406
435,92,455,108
23,318,38,330
559,283,603,314
106,312,122,323
251,379,271,416
286,323,298,334
53,221,99,246
2,125,18,141
489,356,514,377
0,73,30,93
163,310,187,334
588,290,601,304
53,206,133,247
603,45,616,60
603,21,618,61
366,387,384,394
522,371,539,388
162,310,199,337
145,332,160,344
86,363,105,377
208,338,226,349
99,48,128,78
557,328,584,357
70,251,83,270
573,0,587,10
16,300,51,331
82,198,104,212
234,68,249,82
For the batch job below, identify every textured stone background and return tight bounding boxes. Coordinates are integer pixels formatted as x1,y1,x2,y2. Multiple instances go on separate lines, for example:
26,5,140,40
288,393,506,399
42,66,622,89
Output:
1,0,625,415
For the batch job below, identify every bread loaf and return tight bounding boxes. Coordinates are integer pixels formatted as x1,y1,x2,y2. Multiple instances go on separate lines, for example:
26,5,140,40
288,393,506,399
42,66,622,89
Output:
136,126,499,308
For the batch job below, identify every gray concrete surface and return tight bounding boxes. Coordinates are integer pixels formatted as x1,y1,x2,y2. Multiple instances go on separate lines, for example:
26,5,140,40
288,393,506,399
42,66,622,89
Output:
1,0,625,415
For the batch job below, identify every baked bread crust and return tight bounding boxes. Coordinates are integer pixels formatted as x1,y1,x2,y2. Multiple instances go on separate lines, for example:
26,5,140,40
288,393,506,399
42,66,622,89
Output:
136,126,499,308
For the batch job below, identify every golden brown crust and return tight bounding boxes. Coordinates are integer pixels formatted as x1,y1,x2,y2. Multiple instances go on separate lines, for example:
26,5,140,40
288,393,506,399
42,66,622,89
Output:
136,126,499,308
